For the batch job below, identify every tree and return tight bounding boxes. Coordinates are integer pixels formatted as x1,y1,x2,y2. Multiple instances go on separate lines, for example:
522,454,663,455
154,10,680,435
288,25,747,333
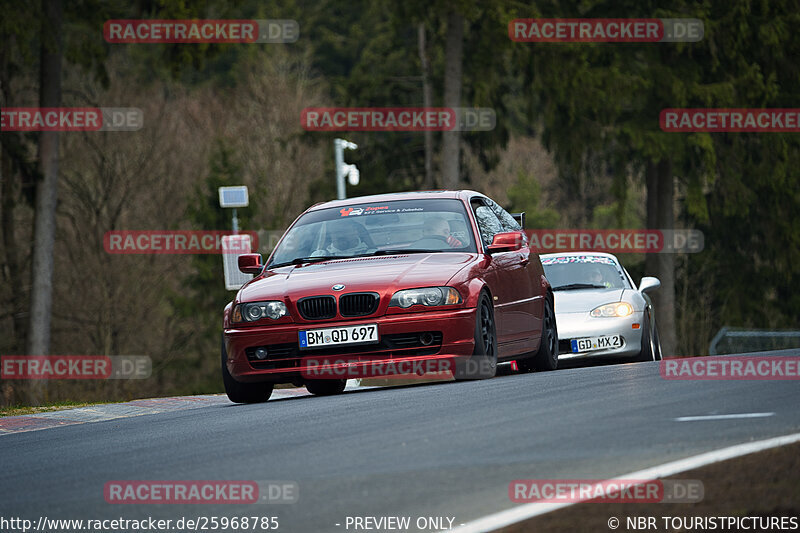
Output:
27,1,63,398
0,2,40,363
418,23,434,188
517,0,704,355
441,11,464,188
521,0,800,354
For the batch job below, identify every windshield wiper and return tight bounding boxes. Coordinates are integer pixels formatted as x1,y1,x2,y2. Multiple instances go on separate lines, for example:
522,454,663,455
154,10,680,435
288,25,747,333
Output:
357,249,444,256
269,256,338,268
552,283,607,291
270,250,442,268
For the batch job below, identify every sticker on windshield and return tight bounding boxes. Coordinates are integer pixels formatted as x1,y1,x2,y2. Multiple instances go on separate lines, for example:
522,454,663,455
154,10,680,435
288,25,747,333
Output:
340,205,427,217
541,255,616,266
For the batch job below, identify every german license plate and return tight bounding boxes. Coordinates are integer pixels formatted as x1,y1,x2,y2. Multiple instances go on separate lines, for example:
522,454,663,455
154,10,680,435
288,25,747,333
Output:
299,324,379,349
571,335,622,353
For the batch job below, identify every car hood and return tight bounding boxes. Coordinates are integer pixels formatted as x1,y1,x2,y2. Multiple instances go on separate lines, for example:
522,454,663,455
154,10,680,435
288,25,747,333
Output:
238,253,475,301
553,288,628,314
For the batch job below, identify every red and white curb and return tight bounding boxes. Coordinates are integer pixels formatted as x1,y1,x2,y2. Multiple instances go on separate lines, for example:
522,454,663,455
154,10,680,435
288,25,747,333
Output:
0,384,370,435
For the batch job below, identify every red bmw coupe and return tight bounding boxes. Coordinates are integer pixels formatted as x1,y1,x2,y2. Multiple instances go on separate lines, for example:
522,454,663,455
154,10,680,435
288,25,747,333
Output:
222,190,557,403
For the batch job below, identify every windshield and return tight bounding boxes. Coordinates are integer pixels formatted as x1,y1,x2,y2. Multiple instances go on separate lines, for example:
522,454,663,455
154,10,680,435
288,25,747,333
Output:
542,255,630,290
268,198,476,267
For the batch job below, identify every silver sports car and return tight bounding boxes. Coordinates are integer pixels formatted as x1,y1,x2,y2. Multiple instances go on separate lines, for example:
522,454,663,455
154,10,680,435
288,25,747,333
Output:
541,252,662,362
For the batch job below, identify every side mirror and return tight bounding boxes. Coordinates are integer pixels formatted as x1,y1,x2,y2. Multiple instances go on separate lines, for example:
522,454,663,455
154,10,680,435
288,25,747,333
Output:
238,253,264,275
487,231,524,254
639,276,661,293
511,212,526,229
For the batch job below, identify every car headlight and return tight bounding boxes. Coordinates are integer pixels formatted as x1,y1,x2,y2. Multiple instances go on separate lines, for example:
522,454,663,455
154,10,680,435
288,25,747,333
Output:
233,301,288,322
590,302,633,318
389,287,462,308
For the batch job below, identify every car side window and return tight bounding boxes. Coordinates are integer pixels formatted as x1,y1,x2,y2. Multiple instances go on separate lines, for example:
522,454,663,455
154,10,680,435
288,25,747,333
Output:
487,199,521,233
472,202,503,248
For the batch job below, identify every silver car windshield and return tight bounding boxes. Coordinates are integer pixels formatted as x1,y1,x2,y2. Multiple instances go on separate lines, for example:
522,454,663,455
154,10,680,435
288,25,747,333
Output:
542,256,631,290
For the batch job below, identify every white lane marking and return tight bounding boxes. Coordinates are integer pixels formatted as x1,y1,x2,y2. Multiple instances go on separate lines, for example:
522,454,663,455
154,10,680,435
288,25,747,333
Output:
447,431,800,533
675,412,774,422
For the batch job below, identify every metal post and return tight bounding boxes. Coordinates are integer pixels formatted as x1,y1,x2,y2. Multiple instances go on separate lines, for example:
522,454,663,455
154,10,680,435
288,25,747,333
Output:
232,208,239,234
334,139,345,200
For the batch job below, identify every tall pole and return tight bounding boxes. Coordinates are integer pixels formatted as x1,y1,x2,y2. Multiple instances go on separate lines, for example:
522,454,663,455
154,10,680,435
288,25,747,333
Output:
334,139,345,200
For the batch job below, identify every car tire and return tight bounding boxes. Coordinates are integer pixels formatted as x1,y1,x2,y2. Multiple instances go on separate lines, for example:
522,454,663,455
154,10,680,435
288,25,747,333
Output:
221,337,274,403
455,291,497,380
305,379,347,396
519,296,558,372
652,320,663,361
633,312,656,362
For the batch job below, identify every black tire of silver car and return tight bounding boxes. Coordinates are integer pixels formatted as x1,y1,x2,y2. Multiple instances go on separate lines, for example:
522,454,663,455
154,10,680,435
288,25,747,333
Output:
652,319,663,360
455,292,497,380
519,296,558,372
221,336,274,403
305,379,347,396
634,311,656,362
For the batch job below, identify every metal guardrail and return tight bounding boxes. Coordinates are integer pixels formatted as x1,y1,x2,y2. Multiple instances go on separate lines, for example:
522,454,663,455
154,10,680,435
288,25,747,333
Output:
709,327,800,355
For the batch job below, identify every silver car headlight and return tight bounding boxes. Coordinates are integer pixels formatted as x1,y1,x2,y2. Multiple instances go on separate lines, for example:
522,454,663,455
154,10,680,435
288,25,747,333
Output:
389,287,461,308
590,302,633,318
236,301,288,321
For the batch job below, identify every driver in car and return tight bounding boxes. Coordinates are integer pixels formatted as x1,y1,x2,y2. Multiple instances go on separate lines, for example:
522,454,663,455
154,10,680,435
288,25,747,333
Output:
423,216,463,248
588,267,613,288
312,220,370,256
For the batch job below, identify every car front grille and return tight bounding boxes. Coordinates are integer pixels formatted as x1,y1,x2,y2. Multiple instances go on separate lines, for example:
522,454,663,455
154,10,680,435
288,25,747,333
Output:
339,293,379,317
297,296,337,320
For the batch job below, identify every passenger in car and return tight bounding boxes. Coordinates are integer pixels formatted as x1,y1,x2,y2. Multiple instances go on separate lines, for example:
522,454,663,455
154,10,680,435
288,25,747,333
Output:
313,220,370,256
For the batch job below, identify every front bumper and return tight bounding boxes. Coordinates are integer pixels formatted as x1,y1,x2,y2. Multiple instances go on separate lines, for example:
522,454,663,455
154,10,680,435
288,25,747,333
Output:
224,307,477,383
555,311,645,360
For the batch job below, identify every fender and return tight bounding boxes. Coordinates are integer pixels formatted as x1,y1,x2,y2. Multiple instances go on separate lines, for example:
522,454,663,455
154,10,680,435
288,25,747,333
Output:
540,274,552,302
462,278,490,308
223,301,233,329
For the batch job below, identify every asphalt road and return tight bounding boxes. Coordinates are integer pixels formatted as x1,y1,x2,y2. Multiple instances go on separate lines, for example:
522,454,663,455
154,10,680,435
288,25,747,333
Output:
2,350,800,532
